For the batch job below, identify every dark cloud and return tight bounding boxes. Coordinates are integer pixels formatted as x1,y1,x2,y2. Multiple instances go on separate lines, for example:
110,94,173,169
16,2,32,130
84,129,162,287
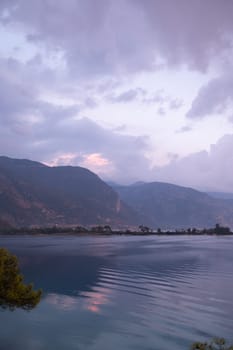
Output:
0,73,34,124
107,88,144,104
187,74,233,119
106,88,183,112
0,59,79,130
2,0,233,77
142,91,184,111
1,0,152,77
0,0,15,20
137,0,233,71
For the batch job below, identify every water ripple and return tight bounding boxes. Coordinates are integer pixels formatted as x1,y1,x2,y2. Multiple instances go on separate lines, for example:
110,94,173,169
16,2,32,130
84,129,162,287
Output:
1,235,233,350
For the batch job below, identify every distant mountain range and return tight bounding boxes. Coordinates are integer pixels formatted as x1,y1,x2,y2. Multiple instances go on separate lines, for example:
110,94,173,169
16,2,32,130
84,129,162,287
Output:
111,182,233,229
207,192,233,200
0,156,233,229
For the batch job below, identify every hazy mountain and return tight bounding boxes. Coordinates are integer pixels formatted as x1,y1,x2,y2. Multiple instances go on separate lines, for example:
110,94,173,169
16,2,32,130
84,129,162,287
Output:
0,156,136,227
112,182,233,229
207,192,233,200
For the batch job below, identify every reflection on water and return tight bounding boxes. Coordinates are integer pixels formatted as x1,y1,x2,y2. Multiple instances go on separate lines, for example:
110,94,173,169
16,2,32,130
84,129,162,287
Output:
0,235,233,350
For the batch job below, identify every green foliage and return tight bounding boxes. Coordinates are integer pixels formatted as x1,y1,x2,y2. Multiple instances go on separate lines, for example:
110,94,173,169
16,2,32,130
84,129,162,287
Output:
192,338,233,350
0,248,42,310
139,225,152,233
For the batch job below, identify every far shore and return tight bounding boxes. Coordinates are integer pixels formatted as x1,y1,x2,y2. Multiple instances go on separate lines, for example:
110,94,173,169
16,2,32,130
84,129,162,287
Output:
0,223,232,236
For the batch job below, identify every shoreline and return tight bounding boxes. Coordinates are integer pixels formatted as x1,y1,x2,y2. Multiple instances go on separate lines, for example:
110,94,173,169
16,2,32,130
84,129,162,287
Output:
0,223,232,237
0,231,233,237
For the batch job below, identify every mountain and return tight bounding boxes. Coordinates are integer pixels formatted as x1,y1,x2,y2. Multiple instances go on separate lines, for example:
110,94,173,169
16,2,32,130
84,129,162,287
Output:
112,182,233,229
207,192,233,200
1,156,233,230
0,156,136,227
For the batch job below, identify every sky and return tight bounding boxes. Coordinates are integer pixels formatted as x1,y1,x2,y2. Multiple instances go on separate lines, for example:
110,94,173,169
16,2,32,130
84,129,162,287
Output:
0,0,233,192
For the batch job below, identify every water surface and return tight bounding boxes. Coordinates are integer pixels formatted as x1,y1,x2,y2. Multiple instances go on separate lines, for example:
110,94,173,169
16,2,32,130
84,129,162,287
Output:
0,235,233,350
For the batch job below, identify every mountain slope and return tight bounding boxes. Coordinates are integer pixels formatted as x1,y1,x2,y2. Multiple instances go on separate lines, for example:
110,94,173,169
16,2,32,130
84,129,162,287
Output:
0,156,136,227
112,182,233,229
207,192,233,200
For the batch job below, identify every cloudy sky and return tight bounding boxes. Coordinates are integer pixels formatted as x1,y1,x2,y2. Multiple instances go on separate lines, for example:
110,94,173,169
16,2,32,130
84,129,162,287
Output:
1,0,233,191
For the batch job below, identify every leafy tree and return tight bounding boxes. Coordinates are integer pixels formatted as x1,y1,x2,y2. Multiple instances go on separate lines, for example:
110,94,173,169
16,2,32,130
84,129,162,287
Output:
103,225,112,233
191,338,233,350
91,225,105,233
75,226,88,233
0,248,42,310
214,224,231,235
139,225,151,233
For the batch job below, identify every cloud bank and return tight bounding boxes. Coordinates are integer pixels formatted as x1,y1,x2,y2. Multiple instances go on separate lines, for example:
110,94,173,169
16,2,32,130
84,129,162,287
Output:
153,135,233,192
2,0,233,76
0,1,233,191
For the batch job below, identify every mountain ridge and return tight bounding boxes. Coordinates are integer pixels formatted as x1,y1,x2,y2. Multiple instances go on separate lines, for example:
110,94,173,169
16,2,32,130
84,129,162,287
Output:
0,156,136,227
1,156,233,229
111,182,233,229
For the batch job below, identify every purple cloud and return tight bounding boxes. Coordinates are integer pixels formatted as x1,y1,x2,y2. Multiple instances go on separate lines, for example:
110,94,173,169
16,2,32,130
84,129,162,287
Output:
1,0,233,193
2,0,233,77
152,134,233,191
176,126,193,133
107,88,144,104
187,74,233,119
169,99,183,110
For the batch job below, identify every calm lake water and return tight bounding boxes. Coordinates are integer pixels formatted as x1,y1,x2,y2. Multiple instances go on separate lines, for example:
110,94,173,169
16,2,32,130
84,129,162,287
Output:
0,235,233,350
